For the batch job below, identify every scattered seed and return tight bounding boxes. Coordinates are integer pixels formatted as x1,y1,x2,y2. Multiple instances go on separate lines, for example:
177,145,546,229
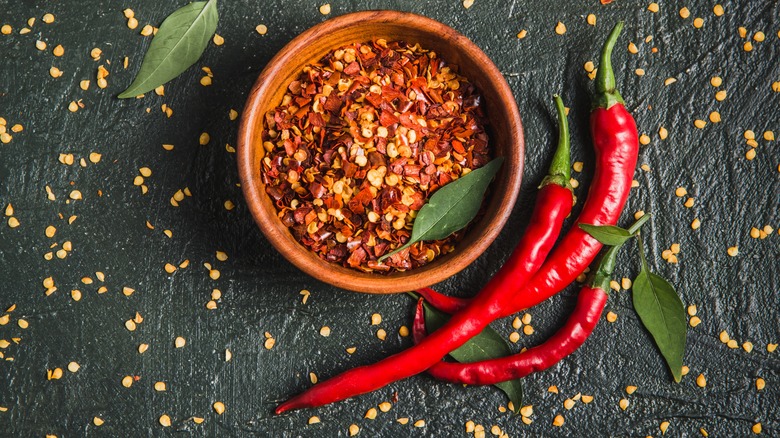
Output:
727,246,739,256
552,414,565,427
122,375,133,387
689,316,701,327
319,3,331,15
174,337,186,348
42,13,55,24
756,378,765,390
320,326,331,337
516,29,528,39
679,7,690,18
213,401,225,415
378,401,392,412
158,414,172,427
753,423,762,434
660,421,670,434
693,17,704,28
93,416,104,426
713,4,724,16
255,24,268,35
462,0,474,8
555,22,566,35
606,311,618,323
67,361,80,373
743,342,754,353
619,398,629,410
696,373,707,387
154,381,167,391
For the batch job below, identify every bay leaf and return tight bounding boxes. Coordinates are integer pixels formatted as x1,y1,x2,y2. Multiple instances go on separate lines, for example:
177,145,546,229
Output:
579,223,635,246
118,0,218,98
632,266,687,382
380,157,503,261
424,301,522,412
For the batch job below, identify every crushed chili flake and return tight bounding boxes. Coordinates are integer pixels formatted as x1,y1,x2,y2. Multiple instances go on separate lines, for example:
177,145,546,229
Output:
260,40,490,272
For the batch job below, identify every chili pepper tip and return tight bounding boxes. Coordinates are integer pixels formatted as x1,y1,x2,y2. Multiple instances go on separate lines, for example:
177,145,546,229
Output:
595,21,625,110
541,95,572,189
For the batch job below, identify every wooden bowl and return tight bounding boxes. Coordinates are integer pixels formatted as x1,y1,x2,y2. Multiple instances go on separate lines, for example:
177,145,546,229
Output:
238,10,524,293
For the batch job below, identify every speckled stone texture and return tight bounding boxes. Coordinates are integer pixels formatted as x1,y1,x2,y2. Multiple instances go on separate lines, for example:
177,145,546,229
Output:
0,1,778,436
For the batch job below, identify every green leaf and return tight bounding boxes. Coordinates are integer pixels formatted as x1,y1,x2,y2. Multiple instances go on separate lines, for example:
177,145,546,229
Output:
380,157,503,261
632,267,687,382
579,223,635,246
423,301,522,412
118,0,219,98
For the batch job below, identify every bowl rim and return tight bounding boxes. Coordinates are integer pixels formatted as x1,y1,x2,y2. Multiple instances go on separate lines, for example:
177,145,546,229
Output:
237,10,524,293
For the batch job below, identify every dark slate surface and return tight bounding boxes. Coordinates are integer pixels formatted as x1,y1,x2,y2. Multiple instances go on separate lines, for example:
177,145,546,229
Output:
1,1,778,436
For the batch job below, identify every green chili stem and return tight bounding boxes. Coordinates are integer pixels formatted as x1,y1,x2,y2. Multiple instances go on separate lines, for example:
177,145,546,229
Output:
541,95,572,189
589,213,651,291
594,21,625,110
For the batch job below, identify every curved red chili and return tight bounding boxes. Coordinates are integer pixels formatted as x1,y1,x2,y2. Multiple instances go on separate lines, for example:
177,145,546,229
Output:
275,94,574,414
414,215,649,385
503,21,637,316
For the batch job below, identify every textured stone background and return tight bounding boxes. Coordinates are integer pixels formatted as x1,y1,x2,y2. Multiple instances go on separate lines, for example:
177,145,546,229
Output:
1,1,778,436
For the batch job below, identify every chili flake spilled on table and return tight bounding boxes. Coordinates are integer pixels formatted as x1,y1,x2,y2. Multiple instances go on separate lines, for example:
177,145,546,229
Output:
260,40,490,272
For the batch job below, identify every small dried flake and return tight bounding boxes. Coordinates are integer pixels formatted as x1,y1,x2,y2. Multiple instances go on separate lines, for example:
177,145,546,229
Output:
555,22,566,35
213,401,225,415
175,336,186,348
159,414,172,427
319,3,331,15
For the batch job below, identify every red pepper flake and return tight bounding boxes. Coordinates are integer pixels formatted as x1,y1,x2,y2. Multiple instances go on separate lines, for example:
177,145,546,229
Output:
260,40,490,272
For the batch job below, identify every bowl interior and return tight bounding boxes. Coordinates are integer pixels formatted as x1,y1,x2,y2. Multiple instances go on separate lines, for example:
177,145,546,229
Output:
238,11,524,293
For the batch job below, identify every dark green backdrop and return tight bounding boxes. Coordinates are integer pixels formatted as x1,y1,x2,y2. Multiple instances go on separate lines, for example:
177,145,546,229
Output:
1,1,778,436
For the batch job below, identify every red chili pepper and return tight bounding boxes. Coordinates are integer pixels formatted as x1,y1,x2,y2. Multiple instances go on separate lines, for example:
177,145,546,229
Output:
275,95,574,414
275,22,636,413
413,215,649,385
503,21,637,316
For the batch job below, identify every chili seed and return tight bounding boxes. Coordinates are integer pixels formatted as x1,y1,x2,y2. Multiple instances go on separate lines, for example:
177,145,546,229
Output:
756,378,765,390
619,398,629,410
679,7,690,18
462,0,474,8
660,421,670,434
753,423,762,434
348,424,359,436
696,374,707,387
727,246,739,256
67,361,80,373
319,4,331,15
255,24,268,35
694,119,707,129
693,17,704,28
587,14,596,25
43,13,55,23
743,342,754,353
308,416,321,424
648,3,659,13
320,326,331,337
689,316,701,327
606,311,618,323
93,417,104,426
159,414,171,427
378,401,392,412
122,375,133,387
552,414,564,426
213,401,225,415
713,4,724,15
154,381,167,391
